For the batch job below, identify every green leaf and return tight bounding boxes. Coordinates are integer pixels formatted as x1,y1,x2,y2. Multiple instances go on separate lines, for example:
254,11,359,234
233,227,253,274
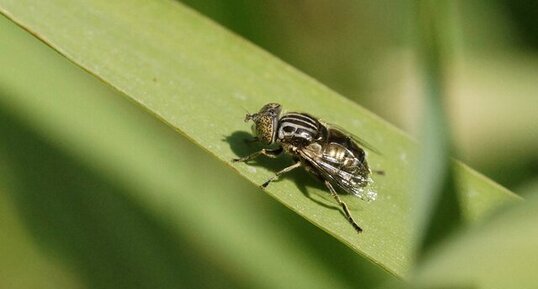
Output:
0,0,519,278
0,15,391,289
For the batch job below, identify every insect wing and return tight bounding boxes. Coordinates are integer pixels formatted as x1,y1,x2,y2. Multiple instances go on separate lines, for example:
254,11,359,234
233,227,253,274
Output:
299,146,374,200
320,121,381,155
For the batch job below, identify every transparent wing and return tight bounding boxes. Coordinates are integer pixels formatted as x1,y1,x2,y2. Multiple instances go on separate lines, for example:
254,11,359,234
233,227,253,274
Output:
299,146,377,201
319,120,381,155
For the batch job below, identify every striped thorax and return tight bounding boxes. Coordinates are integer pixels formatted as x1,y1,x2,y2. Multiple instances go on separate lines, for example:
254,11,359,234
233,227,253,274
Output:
277,112,321,144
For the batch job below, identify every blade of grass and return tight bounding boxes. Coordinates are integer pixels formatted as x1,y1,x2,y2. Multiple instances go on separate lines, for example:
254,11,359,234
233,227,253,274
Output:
0,0,519,277
0,14,391,289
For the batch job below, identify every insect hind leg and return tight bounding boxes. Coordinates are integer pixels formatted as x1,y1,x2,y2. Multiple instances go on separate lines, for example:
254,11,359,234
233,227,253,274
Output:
324,180,363,233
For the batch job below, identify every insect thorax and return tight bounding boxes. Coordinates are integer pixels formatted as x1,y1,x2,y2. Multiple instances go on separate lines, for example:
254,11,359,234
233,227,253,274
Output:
276,113,322,147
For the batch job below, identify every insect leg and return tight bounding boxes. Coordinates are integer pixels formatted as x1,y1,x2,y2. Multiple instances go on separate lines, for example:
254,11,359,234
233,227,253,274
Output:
324,180,363,233
261,161,302,188
232,146,283,162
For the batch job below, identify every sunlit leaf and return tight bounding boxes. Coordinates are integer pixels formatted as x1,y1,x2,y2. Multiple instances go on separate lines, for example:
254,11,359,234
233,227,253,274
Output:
0,15,391,289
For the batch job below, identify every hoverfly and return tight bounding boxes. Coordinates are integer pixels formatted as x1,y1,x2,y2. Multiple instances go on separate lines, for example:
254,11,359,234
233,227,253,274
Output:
233,103,380,233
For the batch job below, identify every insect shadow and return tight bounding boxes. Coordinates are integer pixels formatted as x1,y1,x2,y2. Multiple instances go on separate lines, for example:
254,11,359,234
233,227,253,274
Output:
224,130,341,211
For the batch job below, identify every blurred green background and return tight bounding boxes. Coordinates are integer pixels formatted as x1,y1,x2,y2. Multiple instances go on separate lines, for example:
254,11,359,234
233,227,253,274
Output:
0,1,536,289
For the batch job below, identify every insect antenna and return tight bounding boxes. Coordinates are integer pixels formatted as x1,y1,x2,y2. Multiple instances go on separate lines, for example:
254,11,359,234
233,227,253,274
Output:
240,105,250,114
240,105,253,122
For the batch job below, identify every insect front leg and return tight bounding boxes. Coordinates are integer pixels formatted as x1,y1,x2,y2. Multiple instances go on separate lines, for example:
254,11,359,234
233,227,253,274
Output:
324,180,363,233
232,146,283,163
261,161,302,188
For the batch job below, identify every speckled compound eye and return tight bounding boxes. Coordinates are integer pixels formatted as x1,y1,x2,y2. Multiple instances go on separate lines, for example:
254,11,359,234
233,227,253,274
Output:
255,115,276,144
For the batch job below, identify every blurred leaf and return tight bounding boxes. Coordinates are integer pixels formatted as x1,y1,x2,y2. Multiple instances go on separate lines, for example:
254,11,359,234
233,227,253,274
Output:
0,0,519,278
413,0,463,259
413,195,538,289
0,110,247,289
0,190,81,289
0,15,391,289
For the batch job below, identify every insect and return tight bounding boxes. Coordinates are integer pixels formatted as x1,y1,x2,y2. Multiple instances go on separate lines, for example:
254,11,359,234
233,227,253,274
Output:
233,103,380,233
